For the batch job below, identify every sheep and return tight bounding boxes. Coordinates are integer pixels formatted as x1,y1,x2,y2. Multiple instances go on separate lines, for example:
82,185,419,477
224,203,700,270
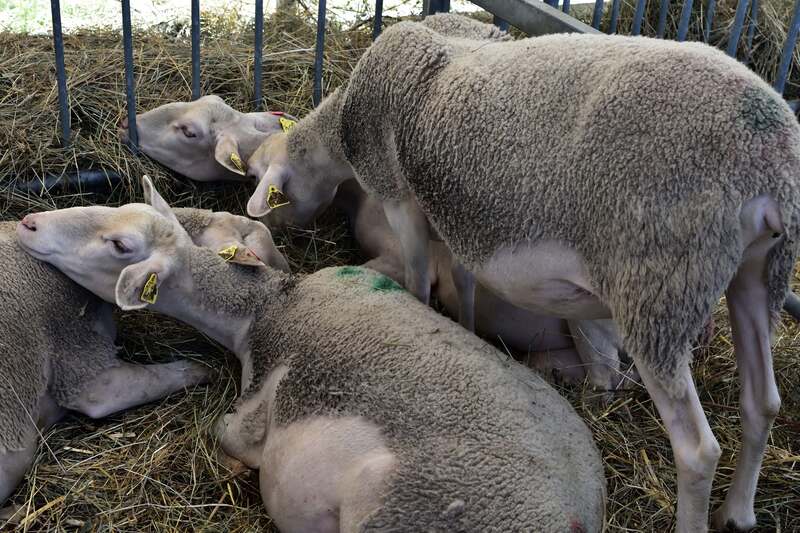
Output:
241,21,800,532
16,175,608,532
119,94,294,181
0,205,280,509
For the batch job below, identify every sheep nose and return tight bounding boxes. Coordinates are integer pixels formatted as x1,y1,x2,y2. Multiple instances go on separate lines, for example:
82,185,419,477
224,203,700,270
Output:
20,214,37,231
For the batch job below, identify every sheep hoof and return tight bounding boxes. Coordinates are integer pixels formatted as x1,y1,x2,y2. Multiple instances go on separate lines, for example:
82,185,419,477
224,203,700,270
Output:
217,448,249,477
711,505,757,532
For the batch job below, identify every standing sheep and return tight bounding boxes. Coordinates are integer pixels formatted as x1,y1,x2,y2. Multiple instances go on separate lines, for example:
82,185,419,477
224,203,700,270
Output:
0,206,280,508
243,22,800,532
16,176,608,532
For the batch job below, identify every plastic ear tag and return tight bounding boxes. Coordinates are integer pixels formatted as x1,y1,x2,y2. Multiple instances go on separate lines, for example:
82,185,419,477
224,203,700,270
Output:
140,273,158,304
267,185,290,209
230,152,246,173
279,116,296,133
218,245,238,262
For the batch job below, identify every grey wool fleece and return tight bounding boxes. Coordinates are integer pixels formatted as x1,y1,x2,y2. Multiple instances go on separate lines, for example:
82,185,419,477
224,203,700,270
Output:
325,25,800,391
0,222,118,453
183,245,606,532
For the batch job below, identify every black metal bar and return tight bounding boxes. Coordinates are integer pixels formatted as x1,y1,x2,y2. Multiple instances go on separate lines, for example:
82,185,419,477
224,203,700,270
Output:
121,0,138,151
746,0,759,54
493,14,510,31
50,0,70,148
313,0,326,107
191,0,201,100
562,0,570,13
610,0,622,33
373,0,383,40
704,0,716,42
775,0,800,94
254,0,263,110
727,0,751,57
15,170,122,194
656,0,670,37
676,0,694,41
470,0,600,36
591,0,604,29
423,0,451,15
632,0,647,35
786,292,800,321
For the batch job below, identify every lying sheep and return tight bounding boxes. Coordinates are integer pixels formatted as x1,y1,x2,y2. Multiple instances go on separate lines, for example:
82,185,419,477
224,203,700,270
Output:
119,94,292,181
244,21,800,532
0,205,280,508
17,176,607,532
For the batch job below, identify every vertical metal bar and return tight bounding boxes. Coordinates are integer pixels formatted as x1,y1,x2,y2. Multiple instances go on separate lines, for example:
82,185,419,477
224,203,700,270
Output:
313,0,326,107
632,0,647,35
562,0,570,13
727,0,751,57
254,0,263,110
493,14,510,32
774,0,800,94
609,0,622,33
121,0,138,150
656,0,670,37
191,0,201,100
704,0,716,42
591,0,604,29
677,0,694,41
746,0,759,53
50,0,70,147
373,0,383,40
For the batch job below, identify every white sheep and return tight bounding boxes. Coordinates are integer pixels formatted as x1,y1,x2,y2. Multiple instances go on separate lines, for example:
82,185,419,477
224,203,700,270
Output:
0,206,283,509
119,94,292,181
242,22,800,532
16,176,608,533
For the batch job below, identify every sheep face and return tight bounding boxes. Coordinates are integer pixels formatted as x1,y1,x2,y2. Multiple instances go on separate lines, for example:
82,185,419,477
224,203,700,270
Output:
17,196,188,310
121,95,282,182
187,210,290,273
246,133,340,229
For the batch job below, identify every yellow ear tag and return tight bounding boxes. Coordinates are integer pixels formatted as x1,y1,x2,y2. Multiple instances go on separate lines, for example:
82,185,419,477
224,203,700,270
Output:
218,245,238,262
267,185,291,209
279,116,296,133
140,273,158,304
230,152,246,173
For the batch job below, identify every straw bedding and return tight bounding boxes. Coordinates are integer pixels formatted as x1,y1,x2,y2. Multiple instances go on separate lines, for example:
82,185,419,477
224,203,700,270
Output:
0,9,797,532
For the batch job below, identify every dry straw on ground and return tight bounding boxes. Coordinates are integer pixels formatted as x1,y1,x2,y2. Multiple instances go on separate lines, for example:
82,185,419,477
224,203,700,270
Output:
0,8,798,533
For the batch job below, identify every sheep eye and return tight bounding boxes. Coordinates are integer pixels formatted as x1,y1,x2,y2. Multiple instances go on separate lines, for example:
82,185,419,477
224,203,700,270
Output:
111,240,130,254
181,125,197,138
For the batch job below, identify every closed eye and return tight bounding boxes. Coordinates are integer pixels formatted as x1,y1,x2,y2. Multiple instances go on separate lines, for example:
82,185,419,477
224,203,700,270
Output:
109,239,131,255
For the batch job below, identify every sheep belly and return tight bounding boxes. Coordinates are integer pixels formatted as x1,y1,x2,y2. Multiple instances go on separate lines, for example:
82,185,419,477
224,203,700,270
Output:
476,240,611,319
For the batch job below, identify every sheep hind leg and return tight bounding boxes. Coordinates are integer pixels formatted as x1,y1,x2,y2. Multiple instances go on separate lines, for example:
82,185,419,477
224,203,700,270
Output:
636,360,720,533
712,241,779,532
383,198,431,305
69,360,213,420
568,319,627,396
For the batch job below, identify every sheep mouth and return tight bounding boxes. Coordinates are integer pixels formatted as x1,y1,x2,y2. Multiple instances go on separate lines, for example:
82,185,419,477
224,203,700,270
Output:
14,226,52,258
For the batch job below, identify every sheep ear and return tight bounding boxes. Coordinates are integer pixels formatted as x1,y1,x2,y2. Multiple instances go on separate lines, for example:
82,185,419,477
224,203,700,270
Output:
141,175,181,226
115,254,173,310
215,134,247,176
217,243,267,267
247,165,291,218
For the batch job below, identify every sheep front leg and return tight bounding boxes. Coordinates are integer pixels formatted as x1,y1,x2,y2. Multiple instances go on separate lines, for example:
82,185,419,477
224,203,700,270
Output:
637,360,720,533
383,198,431,304
0,433,37,508
568,319,627,392
450,261,476,331
70,361,213,419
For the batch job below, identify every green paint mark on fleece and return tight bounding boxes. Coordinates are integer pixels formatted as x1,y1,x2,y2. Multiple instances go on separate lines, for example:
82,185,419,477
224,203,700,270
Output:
740,86,787,132
336,266,363,277
371,274,404,292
